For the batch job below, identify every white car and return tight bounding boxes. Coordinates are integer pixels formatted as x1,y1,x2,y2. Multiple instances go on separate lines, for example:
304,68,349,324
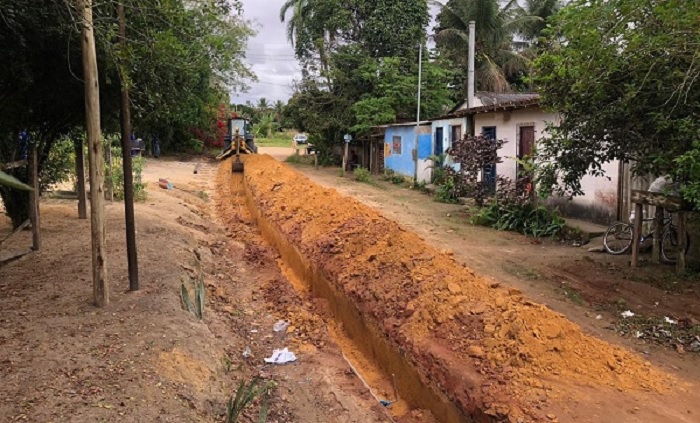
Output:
293,134,308,145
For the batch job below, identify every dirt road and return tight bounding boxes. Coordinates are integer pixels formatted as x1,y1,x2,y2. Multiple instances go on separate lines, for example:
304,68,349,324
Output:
0,157,392,423
2,150,699,422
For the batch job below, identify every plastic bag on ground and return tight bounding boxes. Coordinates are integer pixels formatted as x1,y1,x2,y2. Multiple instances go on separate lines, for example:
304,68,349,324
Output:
264,348,297,364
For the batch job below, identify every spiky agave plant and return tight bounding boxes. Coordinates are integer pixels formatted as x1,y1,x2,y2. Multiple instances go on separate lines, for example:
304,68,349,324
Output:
226,378,276,423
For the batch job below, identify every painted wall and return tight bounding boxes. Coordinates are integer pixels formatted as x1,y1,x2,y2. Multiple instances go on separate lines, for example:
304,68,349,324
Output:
384,125,432,182
431,117,468,155
474,107,621,224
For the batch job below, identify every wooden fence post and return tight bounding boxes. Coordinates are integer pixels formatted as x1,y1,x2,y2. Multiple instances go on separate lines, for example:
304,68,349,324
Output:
75,138,87,219
27,145,41,251
652,206,663,263
631,202,643,268
676,212,687,275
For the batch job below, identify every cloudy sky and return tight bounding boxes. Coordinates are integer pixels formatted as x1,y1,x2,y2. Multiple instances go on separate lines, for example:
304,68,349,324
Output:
234,0,300,105
234,0,441,105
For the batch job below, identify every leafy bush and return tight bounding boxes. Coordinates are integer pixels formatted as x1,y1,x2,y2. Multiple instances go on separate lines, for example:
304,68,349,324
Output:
427,154,448,185
42,136,75,192
353,167,372,183
106,146,147,202
471,200,565,237
444,134,506,206
435,177,458,203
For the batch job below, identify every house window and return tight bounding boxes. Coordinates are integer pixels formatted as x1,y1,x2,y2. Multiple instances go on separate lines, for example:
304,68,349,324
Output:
392,135,402,155
450,125,462,143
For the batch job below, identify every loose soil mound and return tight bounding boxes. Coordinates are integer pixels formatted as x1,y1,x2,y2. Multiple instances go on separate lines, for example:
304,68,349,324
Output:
238,155,677,422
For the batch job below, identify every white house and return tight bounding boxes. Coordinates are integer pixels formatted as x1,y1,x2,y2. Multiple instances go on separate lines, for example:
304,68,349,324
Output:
444,92,623,224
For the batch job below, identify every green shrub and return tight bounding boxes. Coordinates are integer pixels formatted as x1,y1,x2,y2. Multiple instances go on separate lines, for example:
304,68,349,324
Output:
435,177,458,203
226,378,276,423
106,146,147,202
353,167,372,183
471,201,565,237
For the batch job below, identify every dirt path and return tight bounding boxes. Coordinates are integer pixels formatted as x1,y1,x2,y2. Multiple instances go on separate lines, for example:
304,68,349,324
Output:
0,157,393,423
256,148,700,387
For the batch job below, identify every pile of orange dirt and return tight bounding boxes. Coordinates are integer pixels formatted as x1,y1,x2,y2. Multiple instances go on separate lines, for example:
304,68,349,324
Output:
234,155,685,422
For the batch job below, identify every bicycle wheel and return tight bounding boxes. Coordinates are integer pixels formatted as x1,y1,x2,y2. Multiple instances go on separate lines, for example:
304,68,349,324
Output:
604,222,633,255
661,227,690,263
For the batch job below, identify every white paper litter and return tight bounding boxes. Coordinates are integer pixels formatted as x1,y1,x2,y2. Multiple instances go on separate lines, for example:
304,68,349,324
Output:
273,320,289,332
664,317,677,325
264,348,297,364
621,310,635,318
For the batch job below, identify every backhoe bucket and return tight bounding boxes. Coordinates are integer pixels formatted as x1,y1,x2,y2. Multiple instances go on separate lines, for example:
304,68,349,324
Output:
232,157,244,173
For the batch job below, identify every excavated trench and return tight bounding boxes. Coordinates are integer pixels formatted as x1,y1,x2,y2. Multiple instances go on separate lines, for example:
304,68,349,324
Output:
243,177,468,423
222,155,678,423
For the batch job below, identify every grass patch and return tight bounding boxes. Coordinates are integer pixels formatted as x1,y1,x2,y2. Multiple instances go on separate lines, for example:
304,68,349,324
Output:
562,287,585,305
256,131,294,147
285,154,315,165
502,263,541,281
353,167,372,183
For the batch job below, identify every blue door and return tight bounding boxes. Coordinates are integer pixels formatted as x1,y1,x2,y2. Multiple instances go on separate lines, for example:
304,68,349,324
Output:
482,126,497,192
434,127,444,156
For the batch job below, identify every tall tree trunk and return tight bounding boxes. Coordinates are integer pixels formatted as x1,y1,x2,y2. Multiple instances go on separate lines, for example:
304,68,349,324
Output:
81,0,108,307
118,1,139,291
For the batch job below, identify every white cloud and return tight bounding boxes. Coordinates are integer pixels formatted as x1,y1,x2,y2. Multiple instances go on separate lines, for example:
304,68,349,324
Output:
233,0,301,104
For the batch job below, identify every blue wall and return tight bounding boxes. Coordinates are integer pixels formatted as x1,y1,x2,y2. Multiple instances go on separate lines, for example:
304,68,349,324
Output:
384,126,432,177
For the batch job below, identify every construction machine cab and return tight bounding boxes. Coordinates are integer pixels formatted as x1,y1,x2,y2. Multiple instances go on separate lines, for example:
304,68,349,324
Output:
224,117,257,154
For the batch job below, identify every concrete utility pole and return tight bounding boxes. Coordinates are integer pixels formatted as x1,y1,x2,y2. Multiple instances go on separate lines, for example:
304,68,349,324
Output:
80,0,108,307
118,1,139,291
467,21,475,109
414,43,423,183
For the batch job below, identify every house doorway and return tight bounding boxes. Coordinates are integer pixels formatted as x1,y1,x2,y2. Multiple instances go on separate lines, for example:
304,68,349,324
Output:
518,126,535,162
518,125,535,195
435,127,444,156
482,126,497,192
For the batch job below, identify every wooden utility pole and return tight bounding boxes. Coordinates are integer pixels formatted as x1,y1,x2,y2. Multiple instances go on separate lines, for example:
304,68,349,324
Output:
118,1,139,291
75,138,87,219
81,0,108,307
27,145,41,251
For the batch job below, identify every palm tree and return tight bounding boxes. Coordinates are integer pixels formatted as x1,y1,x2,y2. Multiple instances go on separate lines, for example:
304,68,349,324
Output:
279,0,335,76
279,0,312,48
256,98,270,113
516,0,562,43
273,100,285,126
432,0,536,93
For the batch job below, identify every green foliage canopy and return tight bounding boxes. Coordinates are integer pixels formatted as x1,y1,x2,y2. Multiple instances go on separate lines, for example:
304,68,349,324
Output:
532,0,700,206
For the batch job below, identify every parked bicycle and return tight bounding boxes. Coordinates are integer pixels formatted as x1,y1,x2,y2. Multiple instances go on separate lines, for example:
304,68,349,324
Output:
603,213,689,262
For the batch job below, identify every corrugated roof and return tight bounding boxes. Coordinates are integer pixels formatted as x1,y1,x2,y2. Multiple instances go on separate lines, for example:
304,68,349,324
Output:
475,91,540,107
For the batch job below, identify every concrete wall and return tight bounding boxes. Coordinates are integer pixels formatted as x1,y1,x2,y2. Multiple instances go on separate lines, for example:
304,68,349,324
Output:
431,117,468,154
474,107,621,224
384,125,432,182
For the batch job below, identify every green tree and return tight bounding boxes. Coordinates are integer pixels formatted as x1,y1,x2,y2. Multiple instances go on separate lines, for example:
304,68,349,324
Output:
0,0,255,225
111,0,255,150
281,0,446,161
256,98,271,113
273,100,286,127
532,0,700,206
515,0,562,43
433,0,532,92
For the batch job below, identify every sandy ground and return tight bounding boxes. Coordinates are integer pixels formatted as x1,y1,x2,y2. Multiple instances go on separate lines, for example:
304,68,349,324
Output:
0,157,392,423
259,147,700,387
1,148,699,422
